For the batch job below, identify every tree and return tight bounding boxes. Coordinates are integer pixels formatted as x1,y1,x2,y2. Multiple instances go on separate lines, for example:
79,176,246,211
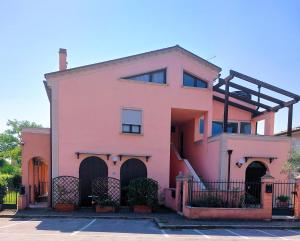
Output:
282,147,300,178
0,119,42,165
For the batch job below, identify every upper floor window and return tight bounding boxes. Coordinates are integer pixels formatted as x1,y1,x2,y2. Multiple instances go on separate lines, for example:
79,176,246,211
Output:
122,109,142,134
199,119,204,134
227,122,238,133
183,72,208,88
212,121,239,136
240,122,251,134
124,69,166,84
212,121,223,136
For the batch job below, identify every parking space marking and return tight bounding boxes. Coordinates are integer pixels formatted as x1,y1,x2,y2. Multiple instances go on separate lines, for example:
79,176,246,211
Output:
160,229,170,238
0,219,30,229
255,229,289,240
70,218,96,236
287,229,300,235
193,229,211,239
225,229,250,239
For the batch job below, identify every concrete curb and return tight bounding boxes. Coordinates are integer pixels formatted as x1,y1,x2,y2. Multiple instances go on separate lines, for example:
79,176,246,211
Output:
0,213,299,230
156,223,300,230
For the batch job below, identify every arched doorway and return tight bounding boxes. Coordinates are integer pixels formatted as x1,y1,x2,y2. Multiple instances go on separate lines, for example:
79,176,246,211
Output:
245,161,267,204
79,156,108,206
120,158,147,205
28,157,48,205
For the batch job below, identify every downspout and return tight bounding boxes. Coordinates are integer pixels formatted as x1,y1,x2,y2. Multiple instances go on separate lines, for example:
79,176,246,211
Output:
43,81,52,207
227,150,233,188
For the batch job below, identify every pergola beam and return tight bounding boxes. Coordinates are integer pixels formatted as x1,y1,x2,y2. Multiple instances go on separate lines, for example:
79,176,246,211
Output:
213,96,260,115
230,70,300,100
287,104,293,137
214,88,272,111
214,79,284,105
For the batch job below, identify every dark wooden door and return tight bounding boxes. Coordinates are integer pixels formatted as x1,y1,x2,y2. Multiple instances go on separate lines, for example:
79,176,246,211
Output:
120,158,147,205
79,156,108,206
245,161,267,204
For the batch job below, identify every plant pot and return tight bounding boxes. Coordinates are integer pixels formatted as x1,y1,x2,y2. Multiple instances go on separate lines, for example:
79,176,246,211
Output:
277,201,289,208
95,205,116,213
0,204,2,211
55,203,75,212
133,205,152,213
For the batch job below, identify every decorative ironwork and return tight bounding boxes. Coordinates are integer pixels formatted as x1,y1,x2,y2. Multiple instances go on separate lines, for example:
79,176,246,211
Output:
52,176,79,207
92,177,121,206
272,181,296,216
188,179,261,208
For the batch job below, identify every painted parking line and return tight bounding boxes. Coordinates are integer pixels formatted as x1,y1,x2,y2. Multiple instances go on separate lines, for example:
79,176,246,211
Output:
0,219,30,229
160,229,170,238
287,229,300,235
224,229,250,239
70,218,96,236
255,229,289,240
193,229,211,239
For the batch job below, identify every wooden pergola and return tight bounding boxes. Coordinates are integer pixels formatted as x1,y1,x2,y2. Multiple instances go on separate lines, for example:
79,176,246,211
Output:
213,70,300,136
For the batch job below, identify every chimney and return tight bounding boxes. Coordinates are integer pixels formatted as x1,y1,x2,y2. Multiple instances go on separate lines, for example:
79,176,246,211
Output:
59,48,67,71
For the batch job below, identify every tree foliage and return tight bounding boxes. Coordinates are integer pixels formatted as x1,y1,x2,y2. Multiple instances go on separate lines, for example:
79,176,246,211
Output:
0,119,42,165
282,147,300,178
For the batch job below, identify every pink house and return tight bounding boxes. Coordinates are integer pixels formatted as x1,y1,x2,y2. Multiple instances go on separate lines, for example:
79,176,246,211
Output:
21,46,300,212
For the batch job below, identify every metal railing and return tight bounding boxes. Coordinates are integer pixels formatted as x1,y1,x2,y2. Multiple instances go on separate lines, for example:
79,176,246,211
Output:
188,179,261,208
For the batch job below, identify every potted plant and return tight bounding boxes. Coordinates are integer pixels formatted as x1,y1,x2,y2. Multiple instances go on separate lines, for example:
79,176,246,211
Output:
94,195,118,213
276,195,289,208
127,178,158,213
54,185,76,212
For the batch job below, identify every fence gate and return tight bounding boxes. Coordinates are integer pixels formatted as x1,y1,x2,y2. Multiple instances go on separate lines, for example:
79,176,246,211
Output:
272,181,296,216
2,188,18,209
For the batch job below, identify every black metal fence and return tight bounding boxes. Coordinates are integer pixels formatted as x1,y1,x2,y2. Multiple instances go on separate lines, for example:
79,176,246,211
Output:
272,181,296,216
188,180,261,208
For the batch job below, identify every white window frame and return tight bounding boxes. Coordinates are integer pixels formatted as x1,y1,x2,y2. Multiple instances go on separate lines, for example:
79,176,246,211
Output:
120,107,144,135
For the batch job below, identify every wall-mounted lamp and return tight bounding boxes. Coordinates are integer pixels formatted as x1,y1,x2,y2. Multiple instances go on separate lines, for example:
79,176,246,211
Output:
236,158,245,168
111,156,119,165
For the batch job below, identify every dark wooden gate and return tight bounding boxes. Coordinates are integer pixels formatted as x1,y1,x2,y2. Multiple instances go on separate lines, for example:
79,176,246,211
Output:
272,181,296,216
79,156,108,206
120,158,147,205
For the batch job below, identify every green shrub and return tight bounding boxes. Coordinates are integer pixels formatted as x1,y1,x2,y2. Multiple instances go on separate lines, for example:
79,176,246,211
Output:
277,195,289,202
127,178,158,208
0,177,7,204
94,194,118,207
191,194,225,207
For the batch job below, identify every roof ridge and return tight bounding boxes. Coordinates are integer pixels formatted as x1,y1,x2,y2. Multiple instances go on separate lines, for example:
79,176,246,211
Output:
44,45,221,78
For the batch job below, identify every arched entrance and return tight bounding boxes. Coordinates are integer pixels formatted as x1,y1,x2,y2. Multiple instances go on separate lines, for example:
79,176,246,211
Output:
79,156,108,206
245,161,267,204
28,157,48,205
120,158,147,205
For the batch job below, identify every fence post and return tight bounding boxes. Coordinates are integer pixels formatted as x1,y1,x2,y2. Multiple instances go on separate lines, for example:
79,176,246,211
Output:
175,173,184,212
261,172,274,220
294,176,300,219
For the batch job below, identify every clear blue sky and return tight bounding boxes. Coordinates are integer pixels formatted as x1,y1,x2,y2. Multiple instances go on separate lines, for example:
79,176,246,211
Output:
0,0,299,133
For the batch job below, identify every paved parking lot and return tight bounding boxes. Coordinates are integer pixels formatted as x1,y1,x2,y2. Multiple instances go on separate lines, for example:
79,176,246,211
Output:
0,217,299,241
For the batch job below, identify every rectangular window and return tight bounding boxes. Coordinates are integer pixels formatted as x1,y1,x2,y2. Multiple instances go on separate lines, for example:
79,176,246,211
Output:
122,109,142,134
124,69,166,84
183,72,208,88
199,119,204,134
240,122,251,134
212,121,223,136
227,122,238,133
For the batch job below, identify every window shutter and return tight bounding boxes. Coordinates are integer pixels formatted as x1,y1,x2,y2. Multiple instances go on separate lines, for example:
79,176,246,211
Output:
122,109,142,125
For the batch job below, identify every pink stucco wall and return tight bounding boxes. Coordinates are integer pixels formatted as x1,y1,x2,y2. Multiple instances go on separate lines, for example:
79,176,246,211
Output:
46,49,220,190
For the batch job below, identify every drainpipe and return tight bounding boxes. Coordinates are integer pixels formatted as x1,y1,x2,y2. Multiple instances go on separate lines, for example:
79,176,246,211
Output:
227,150,233,189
